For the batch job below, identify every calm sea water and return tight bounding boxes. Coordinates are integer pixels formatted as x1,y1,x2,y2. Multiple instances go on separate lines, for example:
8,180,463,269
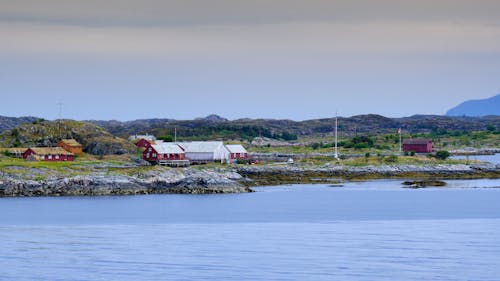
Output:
1,176,500,281
451,153,500,164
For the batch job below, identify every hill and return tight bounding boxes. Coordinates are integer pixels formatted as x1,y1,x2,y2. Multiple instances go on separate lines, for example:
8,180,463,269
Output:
0,116,39,132
446,94,500,116
0,120,135,155
90,114,500,141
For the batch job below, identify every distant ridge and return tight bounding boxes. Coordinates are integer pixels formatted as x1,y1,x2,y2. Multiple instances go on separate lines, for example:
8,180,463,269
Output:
446,94,500,116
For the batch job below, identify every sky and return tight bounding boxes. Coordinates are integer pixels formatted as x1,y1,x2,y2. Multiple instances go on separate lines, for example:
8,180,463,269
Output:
1,0,499,121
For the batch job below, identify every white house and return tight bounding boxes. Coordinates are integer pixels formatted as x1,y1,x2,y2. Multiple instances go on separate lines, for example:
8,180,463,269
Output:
178,141,230,163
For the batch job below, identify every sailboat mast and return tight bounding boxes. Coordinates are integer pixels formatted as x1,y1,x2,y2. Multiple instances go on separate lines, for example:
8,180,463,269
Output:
334,112,338,159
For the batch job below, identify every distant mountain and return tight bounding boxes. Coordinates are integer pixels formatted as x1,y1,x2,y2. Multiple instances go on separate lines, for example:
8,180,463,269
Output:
2,114,499,144
196,114,228,122
89,114,500,141
446,94,500,116
0,115,39,132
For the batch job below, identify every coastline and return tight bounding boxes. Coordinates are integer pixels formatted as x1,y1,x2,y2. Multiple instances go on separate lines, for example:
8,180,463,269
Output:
237,163,500,186
1,162,499,197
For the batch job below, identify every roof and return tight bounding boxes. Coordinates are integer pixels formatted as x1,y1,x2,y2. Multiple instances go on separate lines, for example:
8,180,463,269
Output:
178,141,225,153
4,148,28,153
129,134,156,141
59,139,82,147
403,138,433,145
28,147,74,156
226,144,247,153
151,143,184,154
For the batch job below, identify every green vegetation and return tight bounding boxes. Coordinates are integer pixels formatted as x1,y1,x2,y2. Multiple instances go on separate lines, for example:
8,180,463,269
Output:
157,135,173,142
435,150,451,160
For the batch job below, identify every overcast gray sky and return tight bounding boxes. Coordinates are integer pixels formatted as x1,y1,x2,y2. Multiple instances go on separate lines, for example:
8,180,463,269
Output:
1,0,499,120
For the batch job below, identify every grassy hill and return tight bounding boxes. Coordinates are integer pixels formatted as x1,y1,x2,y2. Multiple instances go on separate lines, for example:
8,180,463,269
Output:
0,119,135,155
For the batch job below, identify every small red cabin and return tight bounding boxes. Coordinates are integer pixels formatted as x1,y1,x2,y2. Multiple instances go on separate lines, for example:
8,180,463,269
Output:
402,139,433,153
143,143,185,162
23,147,74,161
57,139,83,155
226,144,249,159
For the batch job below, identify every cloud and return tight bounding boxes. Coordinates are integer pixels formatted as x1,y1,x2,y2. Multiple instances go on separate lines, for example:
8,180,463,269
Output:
1,0,500,27
2,21,499,58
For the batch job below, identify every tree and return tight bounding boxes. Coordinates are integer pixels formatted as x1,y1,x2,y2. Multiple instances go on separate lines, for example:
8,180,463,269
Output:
435,150,450,160
157,135,173,142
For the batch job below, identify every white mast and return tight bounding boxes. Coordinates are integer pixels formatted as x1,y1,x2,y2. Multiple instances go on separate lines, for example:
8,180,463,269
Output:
334,112,339,159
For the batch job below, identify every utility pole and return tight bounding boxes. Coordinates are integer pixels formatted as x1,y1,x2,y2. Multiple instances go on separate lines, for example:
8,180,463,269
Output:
174,127,177,143
57,100,63,140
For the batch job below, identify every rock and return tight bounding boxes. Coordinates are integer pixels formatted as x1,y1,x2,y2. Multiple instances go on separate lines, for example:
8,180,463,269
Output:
402,180,447,188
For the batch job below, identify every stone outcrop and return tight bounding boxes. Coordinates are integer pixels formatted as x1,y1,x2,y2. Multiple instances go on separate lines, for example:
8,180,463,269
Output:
0,167,251,197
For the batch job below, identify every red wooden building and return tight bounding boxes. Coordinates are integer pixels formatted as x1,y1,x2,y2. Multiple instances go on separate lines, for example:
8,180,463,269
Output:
57,139,83,155
23,147,74,161
402,139,433,153
225,144,249,159
135,138,155,149
143,143,186,162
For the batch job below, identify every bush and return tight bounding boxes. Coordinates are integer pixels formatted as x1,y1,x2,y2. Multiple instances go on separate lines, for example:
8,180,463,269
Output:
385,155,398,163
365,152,370,158
409,151,415,156
435,150,450,160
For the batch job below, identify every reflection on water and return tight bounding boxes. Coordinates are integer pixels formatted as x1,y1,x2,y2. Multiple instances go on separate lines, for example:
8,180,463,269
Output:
1,179,500,280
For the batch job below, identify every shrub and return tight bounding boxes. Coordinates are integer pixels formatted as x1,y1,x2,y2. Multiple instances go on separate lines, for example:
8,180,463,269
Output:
365,152,370,158
435,150,450,160
385,155,398,163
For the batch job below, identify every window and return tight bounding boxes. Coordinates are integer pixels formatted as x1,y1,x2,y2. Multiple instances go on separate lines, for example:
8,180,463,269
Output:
48,155,52,160
55,155,60,159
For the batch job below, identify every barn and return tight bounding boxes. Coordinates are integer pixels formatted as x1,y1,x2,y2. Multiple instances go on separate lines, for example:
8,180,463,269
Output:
402,139,433,153
57,139,83,155
226,144,248,160
143,143,188,166
178,141,230,163
23,147,75,161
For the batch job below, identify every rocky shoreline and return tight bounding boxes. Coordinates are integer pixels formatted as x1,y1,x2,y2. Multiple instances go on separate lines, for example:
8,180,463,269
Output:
1,163,499,197
0,167,251,197
237,163,500,185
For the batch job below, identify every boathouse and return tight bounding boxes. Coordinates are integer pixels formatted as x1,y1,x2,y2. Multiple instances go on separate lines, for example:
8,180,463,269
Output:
23,147,74,161
402,139,433,153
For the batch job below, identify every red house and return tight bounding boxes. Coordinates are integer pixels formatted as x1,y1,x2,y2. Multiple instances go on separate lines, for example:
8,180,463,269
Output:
143,143,186,162
402,139,433,153
226,144,248,159
135,138,155,149
23,147,74,161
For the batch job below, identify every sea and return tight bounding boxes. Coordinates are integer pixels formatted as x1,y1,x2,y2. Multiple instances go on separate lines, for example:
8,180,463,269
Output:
1,154,499,280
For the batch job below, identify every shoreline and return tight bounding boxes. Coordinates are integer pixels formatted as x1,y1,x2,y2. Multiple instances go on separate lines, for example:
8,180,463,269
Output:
0,163,499,197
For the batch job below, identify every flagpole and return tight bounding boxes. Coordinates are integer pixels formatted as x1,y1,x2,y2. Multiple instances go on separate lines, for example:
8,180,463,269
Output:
399,128,402,154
